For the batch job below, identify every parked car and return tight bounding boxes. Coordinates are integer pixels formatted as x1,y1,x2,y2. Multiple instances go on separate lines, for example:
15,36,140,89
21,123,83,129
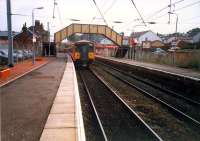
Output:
24,50,33,58
0,49,8,64
152,48,167,55
14,50,24,61
28,50,33,58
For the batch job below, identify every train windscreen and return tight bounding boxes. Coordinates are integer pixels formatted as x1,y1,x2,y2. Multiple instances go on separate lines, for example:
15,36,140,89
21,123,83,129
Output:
76,43,94,60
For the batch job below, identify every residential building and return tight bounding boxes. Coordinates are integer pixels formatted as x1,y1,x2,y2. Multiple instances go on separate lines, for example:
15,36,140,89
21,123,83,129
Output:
14,20,50,55
95,38,117,57
193,32,200,43
131,30,162,45
165,36,193,44
0,31,18,49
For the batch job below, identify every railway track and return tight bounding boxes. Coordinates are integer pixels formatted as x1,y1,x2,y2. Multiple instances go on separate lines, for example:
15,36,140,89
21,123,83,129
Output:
94,60,200,126
78,69,163,141
96,60,200,106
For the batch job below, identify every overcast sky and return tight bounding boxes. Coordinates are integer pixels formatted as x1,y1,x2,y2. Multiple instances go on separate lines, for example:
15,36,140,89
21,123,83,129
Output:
0,0,200,36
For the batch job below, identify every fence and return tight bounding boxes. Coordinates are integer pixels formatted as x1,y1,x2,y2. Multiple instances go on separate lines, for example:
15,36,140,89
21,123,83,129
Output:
125,48,200,70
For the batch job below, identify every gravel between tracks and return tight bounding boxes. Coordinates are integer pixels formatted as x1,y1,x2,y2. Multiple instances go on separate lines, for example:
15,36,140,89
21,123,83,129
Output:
80,69,159,141
95,62,200,122
91,64,200,141
1,58,66,141
76,70,105,141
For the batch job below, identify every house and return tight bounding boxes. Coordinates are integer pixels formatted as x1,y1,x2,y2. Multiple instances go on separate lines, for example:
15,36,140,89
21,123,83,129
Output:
14,20,50,55
0,31,18,49
193,32,200,43
165,36,192,44
142,40,165,49
95,38,117,57
151,40,165,48
14,26,39,51
1,20,49,52
131,30,162,45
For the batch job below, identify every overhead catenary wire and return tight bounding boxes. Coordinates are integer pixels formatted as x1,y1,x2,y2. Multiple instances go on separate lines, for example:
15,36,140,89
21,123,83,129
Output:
120,0,184,29
130,0,147,26
57,4,63,27
91,0,108,26
11,13,52,19
103,0,118,15
100,0,107,9
182,15,200,22
175,0,200,11
145,0,184,21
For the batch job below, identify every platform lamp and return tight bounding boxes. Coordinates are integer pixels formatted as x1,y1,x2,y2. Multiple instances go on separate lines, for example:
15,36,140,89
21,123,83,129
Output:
168,12,179,65
70,18,80,22
32,6,44,65
112,21,123,29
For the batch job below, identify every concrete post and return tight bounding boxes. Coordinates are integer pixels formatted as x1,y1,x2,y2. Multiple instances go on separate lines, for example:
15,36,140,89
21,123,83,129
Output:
7,0,14,67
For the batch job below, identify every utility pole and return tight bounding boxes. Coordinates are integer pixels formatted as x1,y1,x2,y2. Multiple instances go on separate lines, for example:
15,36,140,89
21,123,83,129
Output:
6,0,14,67
168,0,172,24
32,7,44,64
53,0,57,19
32,9,36,64
174,14,178,65
47,22,51,56
175,15,178,35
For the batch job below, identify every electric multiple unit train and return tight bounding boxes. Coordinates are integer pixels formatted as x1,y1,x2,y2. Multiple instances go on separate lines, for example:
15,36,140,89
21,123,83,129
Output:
68,40,95,67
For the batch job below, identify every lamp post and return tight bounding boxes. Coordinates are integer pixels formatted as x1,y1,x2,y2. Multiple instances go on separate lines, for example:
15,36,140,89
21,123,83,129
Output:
168,12,178,65
131,22,156,60
32,6,44,65
70,18,80,22
112,21,123,30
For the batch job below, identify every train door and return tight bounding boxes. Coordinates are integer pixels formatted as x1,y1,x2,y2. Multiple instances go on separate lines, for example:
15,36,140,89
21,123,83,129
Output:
81,45,89,61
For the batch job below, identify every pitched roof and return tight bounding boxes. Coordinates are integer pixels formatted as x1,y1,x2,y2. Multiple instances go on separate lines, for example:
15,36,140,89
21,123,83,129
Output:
0,31,8,37
131,30,150,38
14,28,39,41
193,32,200,43
0,31,18,37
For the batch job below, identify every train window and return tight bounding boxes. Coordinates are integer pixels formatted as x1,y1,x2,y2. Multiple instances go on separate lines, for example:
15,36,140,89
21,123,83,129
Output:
75,44,94,52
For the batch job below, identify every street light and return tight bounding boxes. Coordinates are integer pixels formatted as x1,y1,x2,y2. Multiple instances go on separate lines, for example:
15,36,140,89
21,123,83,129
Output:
6,0,14,67
70,18,80,22
146,21,156,25
130,21,156,60
168,12,178,35
168,12,179,65
112,21,123,29
32,6,44,65
113,21,123,24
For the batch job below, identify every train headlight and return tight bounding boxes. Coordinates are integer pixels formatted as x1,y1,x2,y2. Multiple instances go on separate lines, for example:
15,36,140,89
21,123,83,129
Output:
88,52,94,59
75,52,80,59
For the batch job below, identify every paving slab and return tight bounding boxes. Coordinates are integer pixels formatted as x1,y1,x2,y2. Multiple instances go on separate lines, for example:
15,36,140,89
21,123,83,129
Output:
45,114,76,128
54,96,75,104
50,103,75,114
40,128,76,141
1,58,66,141
57,91,75,96
40,55,86,141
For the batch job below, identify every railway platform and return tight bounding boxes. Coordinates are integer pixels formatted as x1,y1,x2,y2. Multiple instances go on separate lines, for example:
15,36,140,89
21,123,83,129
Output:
1,56,85,141
40,55,85,141
0,57,48,87
96,55,200,80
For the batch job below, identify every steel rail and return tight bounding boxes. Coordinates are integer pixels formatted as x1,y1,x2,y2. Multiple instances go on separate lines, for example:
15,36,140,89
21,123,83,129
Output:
91,69,163,141
79,71,109,141
100,67,200,128
96,60,200,106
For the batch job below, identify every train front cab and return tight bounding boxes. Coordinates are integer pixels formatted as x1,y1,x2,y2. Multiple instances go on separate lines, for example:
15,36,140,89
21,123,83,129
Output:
73,42,95,67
